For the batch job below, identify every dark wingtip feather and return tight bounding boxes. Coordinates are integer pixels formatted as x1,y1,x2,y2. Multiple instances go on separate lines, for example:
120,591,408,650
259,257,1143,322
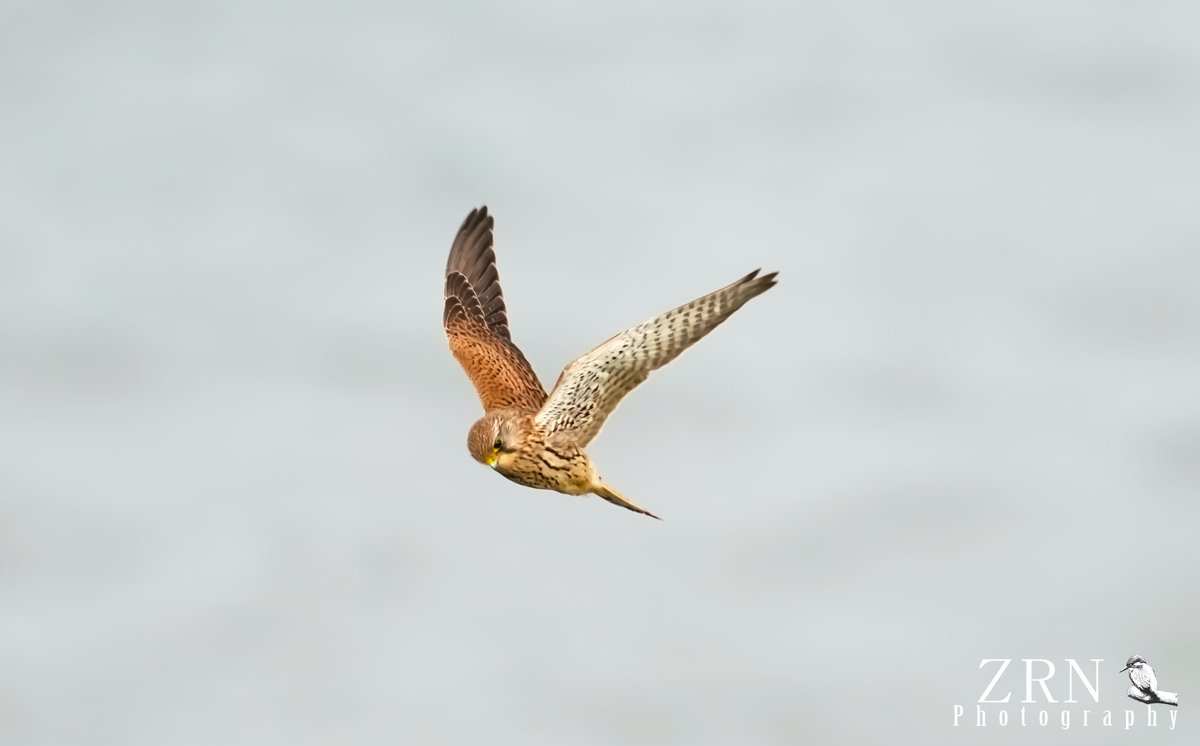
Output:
736,268,779,298
460,204,489,230
444,205,513,340
446,206,495,275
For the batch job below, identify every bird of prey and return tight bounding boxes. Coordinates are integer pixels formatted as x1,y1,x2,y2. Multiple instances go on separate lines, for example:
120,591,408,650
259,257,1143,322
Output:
442,206,778,519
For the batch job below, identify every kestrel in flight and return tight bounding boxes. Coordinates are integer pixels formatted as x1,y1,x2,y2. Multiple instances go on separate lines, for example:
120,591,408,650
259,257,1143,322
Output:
443,206,778,519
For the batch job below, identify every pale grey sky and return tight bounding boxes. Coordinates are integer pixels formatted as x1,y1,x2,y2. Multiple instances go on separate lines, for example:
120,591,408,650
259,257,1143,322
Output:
2,2,1198,744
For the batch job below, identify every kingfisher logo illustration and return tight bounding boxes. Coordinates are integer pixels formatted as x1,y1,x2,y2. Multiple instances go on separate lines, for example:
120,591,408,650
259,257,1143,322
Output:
951,656,1180,731
1121,655,1179,706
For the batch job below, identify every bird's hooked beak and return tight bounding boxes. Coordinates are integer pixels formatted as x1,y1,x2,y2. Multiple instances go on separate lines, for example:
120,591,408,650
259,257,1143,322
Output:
484,448,499,468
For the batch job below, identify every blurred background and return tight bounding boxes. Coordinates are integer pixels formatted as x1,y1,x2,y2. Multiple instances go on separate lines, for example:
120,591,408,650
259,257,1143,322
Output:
2,1,1197,744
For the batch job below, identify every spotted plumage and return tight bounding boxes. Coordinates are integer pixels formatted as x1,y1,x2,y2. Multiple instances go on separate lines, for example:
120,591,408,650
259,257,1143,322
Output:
443,205,778,519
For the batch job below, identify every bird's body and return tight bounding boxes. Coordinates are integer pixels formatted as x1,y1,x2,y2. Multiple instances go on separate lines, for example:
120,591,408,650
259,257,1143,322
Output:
443,205,777,519
467,410,591,493
1122,656,1158,694
1132,666,1158,693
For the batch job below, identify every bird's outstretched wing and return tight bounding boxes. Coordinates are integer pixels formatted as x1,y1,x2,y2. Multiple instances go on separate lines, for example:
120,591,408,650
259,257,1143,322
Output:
444,206,547,412
534,270,778,446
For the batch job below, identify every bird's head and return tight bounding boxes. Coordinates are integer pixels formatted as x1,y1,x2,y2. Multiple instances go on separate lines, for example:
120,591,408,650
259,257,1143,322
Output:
467,412,528,472
1121,655,1147,673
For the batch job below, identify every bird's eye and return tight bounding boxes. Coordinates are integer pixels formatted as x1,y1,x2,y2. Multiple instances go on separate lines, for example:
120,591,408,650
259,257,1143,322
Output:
492,439,502,451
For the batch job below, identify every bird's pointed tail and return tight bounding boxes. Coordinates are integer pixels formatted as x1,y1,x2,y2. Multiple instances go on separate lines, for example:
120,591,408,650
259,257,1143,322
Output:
592,482,661,520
